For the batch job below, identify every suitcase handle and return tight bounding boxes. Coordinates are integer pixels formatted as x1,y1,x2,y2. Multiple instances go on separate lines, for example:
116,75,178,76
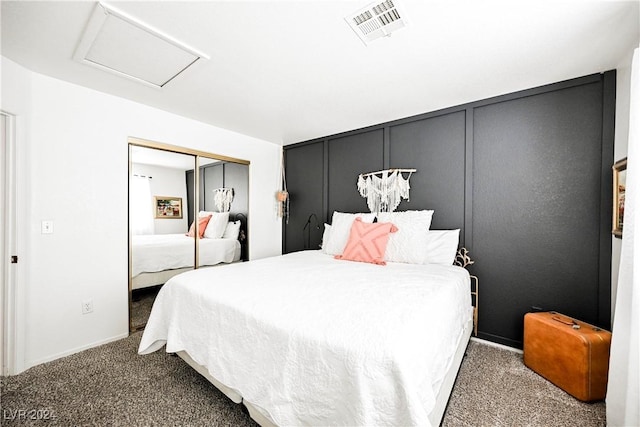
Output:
551,313,581,329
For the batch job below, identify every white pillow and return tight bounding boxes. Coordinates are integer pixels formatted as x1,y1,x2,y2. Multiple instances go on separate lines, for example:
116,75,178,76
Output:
377,210,434,264
321,224,331,253
202,211,229,239
222,220,241,240
423,229,460,265
324,211,376,255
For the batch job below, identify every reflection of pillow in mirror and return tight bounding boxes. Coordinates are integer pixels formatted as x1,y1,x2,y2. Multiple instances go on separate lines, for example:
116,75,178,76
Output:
204,212,229,239
223,221,241,239
186,215,212,238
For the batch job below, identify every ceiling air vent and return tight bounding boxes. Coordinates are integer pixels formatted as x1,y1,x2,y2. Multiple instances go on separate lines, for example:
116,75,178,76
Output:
345,0,408,45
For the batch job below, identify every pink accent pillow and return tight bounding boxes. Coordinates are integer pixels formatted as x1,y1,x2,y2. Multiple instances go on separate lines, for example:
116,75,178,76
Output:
186,215,212,238
335,218,398,265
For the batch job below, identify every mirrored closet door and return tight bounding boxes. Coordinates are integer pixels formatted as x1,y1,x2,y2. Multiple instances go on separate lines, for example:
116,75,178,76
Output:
128,138,249,332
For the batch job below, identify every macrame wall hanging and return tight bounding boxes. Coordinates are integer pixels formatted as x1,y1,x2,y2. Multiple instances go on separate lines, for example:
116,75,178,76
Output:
276,151,289,223
357,168,416,213
213,188,234,212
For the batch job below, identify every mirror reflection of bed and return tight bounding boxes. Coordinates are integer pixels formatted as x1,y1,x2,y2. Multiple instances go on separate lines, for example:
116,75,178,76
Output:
129,141,249,332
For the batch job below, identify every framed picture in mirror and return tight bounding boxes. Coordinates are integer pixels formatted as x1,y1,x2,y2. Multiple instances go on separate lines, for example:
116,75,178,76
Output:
612,158,627,238
155,196,183,219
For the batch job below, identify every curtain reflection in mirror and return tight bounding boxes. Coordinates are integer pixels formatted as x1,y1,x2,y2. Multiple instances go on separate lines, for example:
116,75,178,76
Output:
130,175,154,235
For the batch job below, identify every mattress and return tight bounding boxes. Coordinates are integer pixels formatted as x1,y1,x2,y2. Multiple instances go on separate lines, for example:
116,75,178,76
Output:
139,250,473,426
131,233,240,277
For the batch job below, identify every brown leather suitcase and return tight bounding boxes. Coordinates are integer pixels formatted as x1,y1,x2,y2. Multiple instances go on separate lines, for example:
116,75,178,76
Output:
523,311,611,402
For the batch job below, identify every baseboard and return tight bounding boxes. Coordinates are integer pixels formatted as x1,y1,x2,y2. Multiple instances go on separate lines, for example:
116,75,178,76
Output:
471,337,523,354
24,332,129,373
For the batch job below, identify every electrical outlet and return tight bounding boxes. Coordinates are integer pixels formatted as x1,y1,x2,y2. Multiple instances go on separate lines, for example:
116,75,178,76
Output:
82,299,93,314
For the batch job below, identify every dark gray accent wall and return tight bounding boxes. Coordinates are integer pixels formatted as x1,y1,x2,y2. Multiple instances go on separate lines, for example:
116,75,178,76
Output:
284,71,615,348
186,162,249,226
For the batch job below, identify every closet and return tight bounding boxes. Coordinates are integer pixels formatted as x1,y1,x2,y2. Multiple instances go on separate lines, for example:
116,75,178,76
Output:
128,138,249,331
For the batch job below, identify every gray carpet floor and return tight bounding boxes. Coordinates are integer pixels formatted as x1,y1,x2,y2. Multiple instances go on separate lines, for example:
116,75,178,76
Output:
1,335,606,426
442,341,605,427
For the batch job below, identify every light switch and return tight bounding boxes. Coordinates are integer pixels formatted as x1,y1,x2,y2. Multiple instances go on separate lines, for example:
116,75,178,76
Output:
41,220,54,234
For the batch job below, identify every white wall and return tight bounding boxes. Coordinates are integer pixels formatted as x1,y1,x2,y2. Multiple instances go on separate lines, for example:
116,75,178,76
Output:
1,56,282,372
132,163,189,234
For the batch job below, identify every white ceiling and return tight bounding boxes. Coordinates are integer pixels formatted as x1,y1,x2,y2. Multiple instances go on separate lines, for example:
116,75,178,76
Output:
2,1,639,145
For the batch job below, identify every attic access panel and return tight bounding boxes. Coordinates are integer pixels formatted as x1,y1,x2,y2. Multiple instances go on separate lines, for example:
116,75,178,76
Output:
345,0,408,45
74,2,208,88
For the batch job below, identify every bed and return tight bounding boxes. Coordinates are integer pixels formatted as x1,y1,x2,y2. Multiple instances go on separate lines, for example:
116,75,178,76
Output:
131,234,241,289
131,212,247,290
138,249,475,426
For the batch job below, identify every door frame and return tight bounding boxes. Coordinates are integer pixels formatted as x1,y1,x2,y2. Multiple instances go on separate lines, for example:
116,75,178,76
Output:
1,111,18,375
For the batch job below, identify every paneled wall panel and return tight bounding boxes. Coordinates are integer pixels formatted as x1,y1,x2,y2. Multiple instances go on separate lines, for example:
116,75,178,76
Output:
224,162,249,216
284,142,325,252
472,82,605,345
202,163,223,212
186,170,195,226
389,111,466,232
328,130,384,215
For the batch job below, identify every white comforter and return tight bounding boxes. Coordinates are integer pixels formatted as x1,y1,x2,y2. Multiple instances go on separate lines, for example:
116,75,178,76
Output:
131,234,240,276
139,251,473,426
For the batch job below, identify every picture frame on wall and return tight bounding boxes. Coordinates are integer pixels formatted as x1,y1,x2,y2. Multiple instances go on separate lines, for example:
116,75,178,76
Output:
155,196,183,219
612,158,627,238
